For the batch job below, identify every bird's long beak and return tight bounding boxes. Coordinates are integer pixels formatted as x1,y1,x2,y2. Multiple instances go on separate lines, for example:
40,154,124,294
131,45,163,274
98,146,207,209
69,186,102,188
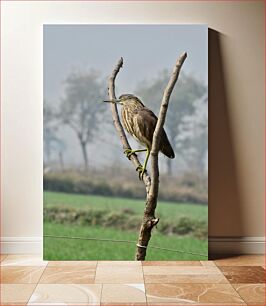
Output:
103,99,121,104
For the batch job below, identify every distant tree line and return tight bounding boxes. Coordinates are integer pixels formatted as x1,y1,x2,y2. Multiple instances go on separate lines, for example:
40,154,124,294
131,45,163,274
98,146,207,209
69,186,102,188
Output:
44,68,207,176
44,70,105,172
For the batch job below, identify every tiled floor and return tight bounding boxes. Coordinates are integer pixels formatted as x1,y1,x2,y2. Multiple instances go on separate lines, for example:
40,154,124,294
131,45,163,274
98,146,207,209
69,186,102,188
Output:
0,254,265,305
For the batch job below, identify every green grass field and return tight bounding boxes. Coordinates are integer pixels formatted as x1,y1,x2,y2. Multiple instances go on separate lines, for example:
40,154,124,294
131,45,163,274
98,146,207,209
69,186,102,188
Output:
44,191,208,260
44,191,208,222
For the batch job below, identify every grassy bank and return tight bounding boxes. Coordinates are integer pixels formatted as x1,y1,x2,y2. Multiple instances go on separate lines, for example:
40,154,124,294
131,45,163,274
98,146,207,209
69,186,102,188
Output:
44,222,208,261
44,191,208,222
44,170,208,204
44,191,208,260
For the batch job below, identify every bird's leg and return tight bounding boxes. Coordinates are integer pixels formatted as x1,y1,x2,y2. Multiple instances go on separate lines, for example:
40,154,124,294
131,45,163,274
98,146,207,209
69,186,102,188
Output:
124,148,147,159
136,147,150,180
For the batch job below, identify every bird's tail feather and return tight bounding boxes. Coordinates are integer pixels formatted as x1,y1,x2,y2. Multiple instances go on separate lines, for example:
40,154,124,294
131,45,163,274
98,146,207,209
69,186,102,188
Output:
160,130,175,159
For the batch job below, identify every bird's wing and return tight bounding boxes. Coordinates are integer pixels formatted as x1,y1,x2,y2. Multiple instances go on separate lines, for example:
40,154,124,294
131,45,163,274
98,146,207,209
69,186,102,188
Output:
134,107,175,158
133,107,157,149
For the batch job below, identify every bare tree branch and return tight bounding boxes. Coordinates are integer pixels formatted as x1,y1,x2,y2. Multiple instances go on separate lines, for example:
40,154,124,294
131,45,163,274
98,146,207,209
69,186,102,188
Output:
135,52,187,260
107,53,187,260
107,57,151,193
150,52,187,197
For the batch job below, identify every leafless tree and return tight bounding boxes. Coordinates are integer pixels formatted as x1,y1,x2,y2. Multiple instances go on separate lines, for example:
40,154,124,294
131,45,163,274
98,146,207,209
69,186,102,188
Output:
59,70,104,171
107,54,187,260
44,101,59,164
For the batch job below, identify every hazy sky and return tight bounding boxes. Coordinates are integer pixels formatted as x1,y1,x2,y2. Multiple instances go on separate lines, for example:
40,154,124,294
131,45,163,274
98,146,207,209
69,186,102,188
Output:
43,25,208,170
44,24,207,102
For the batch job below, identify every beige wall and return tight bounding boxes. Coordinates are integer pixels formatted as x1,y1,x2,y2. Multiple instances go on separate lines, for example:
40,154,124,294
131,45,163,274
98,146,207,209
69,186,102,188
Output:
1,1,265,253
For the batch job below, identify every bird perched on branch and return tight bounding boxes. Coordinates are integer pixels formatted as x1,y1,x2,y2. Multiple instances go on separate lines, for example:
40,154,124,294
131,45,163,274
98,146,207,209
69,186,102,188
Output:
104,94,175,179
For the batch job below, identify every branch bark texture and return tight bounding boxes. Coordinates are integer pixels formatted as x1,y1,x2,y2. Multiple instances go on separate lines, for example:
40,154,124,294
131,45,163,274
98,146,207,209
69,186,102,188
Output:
108,58,151,193
135,52,187,260
107,53,187,260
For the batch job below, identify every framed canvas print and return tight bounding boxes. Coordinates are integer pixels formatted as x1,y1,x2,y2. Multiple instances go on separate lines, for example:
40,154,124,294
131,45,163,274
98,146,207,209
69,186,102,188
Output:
43,24,208,261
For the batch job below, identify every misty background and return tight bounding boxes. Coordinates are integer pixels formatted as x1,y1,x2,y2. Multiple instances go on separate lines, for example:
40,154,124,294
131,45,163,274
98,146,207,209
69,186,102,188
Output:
44,24,208,203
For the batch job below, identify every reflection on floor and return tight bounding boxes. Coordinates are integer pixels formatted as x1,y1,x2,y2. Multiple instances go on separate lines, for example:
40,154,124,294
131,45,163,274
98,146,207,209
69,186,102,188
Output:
0,254,265,305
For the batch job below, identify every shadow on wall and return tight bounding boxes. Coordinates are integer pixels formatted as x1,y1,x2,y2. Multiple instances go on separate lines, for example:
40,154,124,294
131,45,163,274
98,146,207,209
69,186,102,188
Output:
208,29,243,244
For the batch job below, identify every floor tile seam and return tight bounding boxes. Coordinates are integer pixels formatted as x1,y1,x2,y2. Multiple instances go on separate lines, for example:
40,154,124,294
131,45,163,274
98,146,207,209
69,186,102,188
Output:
142,270,227,274
0,264,48,268
143,282,243,285
145,303,248,305
215,264,264,267
1,267,46,285
218,265,266,269
143,280,231,283
94,281,146,284
96,267,143,271
145,300,248,305
47,264,98,267
142,274,227,277
143,277,231,282
94,282,146,285
100,284,147,305
222,281,247,303
41,268,97,275
213,263,226,273
2,267,47,282
38,264,97,284
231,282,266,285
3,282,130,286
98,302,148,306
140,260,148,305
43,267,97,271
38,281,96,284
97,263,142,266
1,255,49,268
144,273,226,278
142,262,203,266
142,266,221,268
22,282,176,285
27,304,101,306
92,260,99,283
26,265,47,305
31,282,104,285
234,292,266,304
1,266,47,268
47,260,98,266
99,282,104,305
230,282,266,304
25,283,103,305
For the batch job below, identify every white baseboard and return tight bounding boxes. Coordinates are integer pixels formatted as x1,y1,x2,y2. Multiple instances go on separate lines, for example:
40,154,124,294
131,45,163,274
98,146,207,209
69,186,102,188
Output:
209,236,265,254
0,236,265,255
1,237,43,254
